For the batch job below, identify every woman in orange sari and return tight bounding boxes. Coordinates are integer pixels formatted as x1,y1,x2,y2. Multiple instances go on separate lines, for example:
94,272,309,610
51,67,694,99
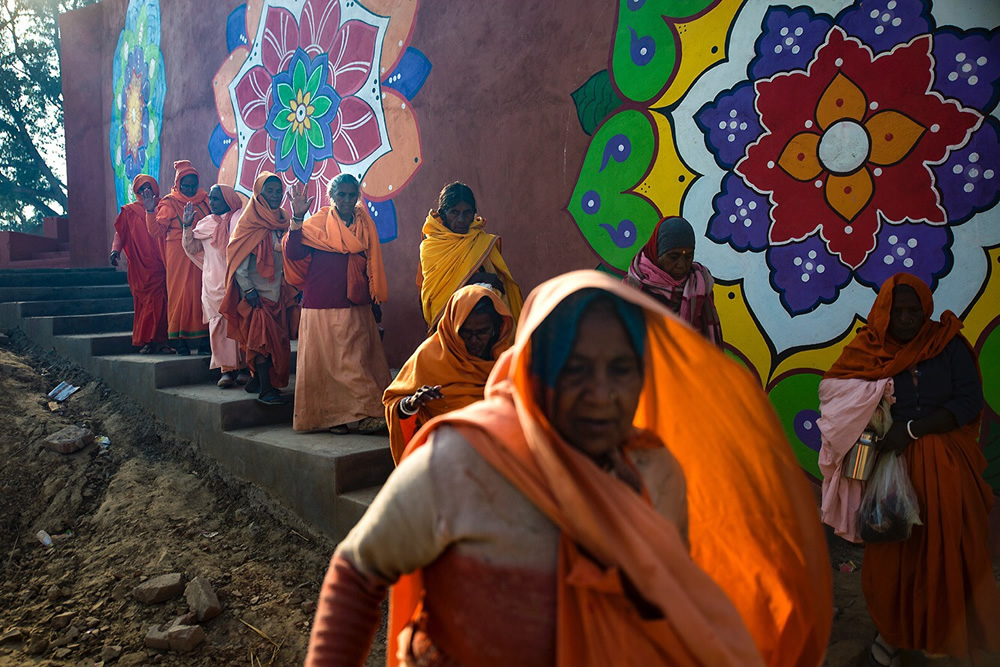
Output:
383,284,514,462
417,182,523,329
824,273,1000,666
306,270,831,667
145,160,210,354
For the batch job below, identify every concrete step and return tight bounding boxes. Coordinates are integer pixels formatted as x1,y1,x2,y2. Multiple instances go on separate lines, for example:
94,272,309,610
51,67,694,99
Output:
0,256,71,270
214,428,391,538
0,267,115,274
156,376,298,433
337,486,382,537
99,341,299,389
0,270,128,287
15,297,134,317
0,284,131,303
57,331,135,356
39,311,134,336
33,250,72,260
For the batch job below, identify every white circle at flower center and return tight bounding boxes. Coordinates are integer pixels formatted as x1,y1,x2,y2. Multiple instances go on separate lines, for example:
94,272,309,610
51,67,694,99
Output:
295,104,307,123
818,120,870,175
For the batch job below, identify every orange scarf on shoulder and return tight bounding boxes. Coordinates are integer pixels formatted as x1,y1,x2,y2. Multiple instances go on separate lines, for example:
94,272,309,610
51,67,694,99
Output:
825,273,963,380
282,204,387,303
393,271,832,667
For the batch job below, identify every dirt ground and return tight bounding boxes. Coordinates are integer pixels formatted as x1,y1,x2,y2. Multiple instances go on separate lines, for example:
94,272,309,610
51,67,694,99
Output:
0,333,995,666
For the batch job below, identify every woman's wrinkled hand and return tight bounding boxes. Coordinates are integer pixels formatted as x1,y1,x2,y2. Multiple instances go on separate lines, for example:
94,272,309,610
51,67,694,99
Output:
404,385,444,413
181,202,195,227
142,189,157,213
289,183,315,221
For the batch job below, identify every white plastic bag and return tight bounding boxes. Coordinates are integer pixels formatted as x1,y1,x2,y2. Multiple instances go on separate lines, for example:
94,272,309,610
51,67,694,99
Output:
858,452,922,543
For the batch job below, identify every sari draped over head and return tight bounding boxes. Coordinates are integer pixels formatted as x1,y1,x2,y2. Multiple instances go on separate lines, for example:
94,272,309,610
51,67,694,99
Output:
383,285,514,462
418,211,523,328
392,270,832,667
154,160,210,238
224,172,289,288
624,220,722,347
131,173,159,201
282,203,387,303
824,273,963,381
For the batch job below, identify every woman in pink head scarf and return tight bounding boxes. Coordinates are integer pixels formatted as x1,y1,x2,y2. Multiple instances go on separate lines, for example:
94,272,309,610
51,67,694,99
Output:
182,184,248,387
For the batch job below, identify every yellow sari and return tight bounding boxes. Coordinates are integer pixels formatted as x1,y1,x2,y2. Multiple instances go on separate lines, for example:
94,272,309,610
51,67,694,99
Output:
417,211,523,328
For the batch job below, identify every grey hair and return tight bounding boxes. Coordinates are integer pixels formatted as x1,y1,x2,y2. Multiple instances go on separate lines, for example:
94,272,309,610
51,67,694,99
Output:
328,173,360,198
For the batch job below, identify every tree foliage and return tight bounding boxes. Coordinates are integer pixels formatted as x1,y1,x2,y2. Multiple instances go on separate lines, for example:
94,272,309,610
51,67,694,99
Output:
0,0,98,231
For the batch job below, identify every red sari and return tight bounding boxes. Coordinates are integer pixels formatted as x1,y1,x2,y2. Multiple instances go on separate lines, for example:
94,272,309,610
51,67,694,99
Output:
113,174,167,346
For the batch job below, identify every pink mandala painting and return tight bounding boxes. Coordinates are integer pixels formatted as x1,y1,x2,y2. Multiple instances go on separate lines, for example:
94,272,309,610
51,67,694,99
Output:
209,0,432,241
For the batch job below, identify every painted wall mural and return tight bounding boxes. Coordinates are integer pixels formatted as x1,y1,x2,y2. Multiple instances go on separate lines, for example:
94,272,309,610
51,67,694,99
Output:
209,0,431,242
568,0,1000,490
109,0,167,209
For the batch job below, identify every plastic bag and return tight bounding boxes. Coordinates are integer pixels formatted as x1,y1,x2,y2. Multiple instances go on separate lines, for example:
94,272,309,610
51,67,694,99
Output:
858,452,922,543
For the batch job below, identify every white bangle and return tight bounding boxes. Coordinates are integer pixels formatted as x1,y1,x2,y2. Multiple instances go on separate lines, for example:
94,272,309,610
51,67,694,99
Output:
399,398,418,417
906,420,918,440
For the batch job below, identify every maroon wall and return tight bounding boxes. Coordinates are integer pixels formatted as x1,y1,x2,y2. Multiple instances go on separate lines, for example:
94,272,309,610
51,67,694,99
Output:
61,3,111,268
60,0,614,364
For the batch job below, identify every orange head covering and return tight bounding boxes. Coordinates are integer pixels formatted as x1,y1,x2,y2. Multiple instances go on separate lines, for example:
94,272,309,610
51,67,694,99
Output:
226,172,289,286
131,174,159,200
172,160,199,189
158,160,209,222
394,270,832,667
383,285,514,462
824,273,964,380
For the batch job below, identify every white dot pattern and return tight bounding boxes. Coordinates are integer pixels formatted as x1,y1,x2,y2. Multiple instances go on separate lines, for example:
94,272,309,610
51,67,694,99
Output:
949,52,986,88
881,232,919,268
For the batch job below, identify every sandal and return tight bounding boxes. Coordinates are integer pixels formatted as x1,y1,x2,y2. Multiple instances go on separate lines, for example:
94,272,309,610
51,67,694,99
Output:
217,372,236,388
153,343,176,354
235,371,251,386
256,390,288,406
870,633,901,667
328,424,350,435
138,343,154,354
357,416,388,435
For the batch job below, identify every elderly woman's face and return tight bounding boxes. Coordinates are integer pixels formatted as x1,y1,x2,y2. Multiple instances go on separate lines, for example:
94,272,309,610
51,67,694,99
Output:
443,201,475,234
208,186,230,216
179,174,199,197
549,302,643,459
458,311,495,360
333,181,359,219
888,285,925,343
260,178,284,210
657,246,694,281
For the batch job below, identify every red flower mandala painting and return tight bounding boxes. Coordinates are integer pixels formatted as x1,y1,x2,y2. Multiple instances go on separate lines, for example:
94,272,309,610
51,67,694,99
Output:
737,27,981,268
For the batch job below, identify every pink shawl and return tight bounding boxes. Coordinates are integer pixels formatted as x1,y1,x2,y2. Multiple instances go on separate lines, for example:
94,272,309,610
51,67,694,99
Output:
625,254,723,347
816,377,894,543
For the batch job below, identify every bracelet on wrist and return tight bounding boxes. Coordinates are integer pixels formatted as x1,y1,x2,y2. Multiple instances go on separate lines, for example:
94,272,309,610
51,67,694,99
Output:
905,419,918,440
